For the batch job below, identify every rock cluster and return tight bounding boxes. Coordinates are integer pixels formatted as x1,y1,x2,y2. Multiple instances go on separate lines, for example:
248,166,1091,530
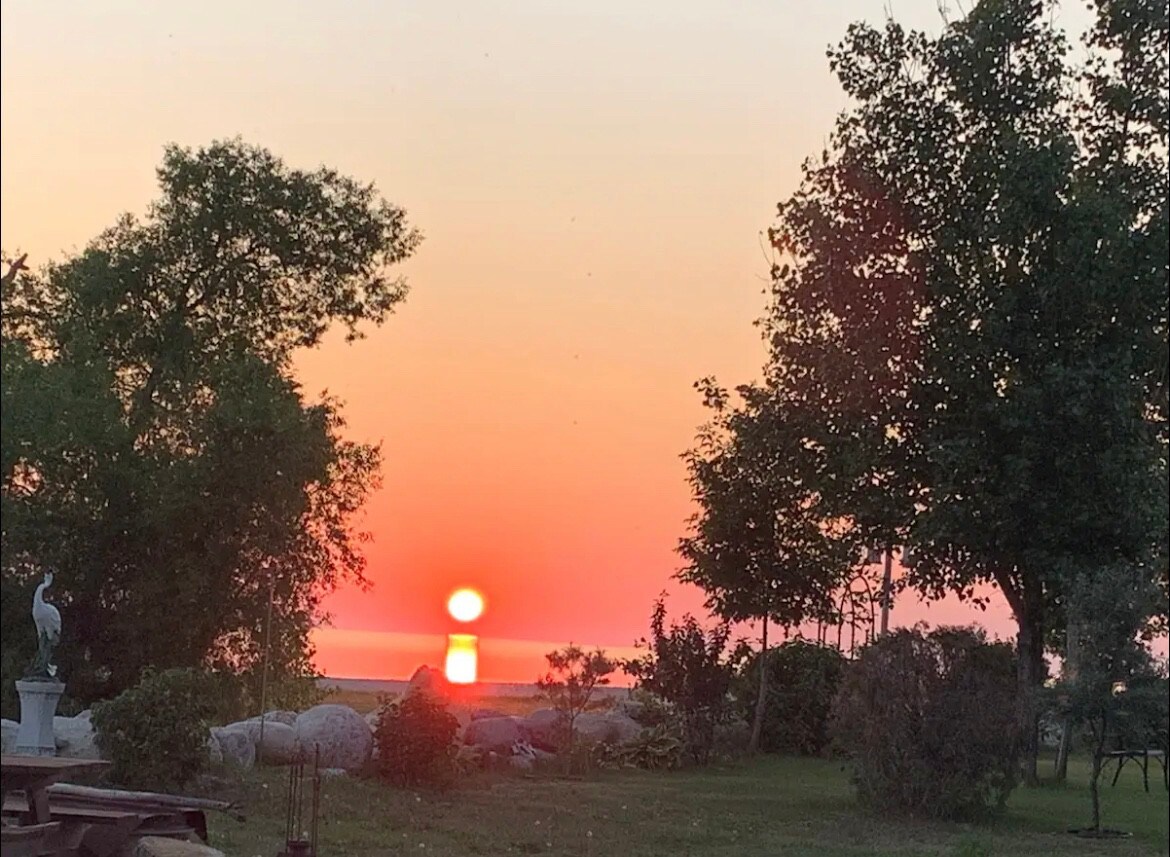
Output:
5,666,646,779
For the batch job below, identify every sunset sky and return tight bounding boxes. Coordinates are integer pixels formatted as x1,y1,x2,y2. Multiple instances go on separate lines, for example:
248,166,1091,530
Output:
3,0,1099,682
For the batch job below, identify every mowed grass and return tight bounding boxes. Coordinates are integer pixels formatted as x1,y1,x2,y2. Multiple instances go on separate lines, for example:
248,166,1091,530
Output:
204,754,1168,857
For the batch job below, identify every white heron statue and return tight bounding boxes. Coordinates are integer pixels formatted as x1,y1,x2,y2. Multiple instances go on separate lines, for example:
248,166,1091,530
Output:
29,571,62,679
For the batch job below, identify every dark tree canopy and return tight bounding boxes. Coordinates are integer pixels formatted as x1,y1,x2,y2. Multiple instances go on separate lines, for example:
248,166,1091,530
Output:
1,140,420,710
694,0,1166,782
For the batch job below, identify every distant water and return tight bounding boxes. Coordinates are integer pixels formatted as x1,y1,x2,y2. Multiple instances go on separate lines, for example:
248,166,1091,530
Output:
319,676,630,700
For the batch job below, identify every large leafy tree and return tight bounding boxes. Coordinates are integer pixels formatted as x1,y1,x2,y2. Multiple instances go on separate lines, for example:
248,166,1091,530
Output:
679,382,863,753
1,140,420,709
754,0,1167,783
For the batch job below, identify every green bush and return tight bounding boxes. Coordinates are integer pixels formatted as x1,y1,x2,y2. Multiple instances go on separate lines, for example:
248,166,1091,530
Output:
622,599,734,765
374,692,459,787
594,723,686,771
830,627,1018,821
735,640,846,756
91,667,217,791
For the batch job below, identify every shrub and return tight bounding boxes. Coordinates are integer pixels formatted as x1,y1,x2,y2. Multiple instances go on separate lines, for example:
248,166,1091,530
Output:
374,692,459,787
91,667,217,791
830,626,1018,821
734,640,846,756
622,598,734,765
594,723,685,771
620,687,680,730
537,644,615,772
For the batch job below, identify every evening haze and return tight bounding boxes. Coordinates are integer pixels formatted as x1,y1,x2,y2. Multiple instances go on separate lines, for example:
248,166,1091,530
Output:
4,0,1062,682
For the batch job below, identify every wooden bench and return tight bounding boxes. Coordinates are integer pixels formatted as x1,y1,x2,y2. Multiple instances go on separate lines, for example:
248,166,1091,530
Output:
2,796,146,857
0,821,62,857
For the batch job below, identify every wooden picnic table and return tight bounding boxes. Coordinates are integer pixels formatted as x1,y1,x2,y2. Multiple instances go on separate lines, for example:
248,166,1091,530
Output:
0,755,110,826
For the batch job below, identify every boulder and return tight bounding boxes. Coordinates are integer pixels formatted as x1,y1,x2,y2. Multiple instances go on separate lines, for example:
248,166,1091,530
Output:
613,696,646,721
54,710,102,759
574,711,643,745
221,719,299,765
210,726,255,769
133,836,225,857
406,665,450,699
247,709,298,727
471,708,506,721
1,718,17,754
294,704,372,770
364,710,380,732
522,708,566,751
463,715,525,752
207,733,223,766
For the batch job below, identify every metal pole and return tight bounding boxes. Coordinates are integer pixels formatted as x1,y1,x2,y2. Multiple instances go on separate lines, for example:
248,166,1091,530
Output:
258,565,275,765
879,549,894,637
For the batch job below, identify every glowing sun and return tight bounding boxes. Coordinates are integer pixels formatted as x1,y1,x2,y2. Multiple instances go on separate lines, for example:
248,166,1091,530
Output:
447,588,485,623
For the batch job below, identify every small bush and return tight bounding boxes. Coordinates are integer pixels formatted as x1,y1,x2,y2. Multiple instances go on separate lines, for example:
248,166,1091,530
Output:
594,723,685,771
712,717,753,760
91,667,217,791
620,688,679,729
374,692,459,787
735,640,846,756
537,644,615,773
622,598,734,765
830,626,1018,821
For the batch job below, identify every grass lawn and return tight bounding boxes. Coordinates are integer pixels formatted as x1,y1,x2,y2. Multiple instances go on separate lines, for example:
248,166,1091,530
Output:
203,754,1168,856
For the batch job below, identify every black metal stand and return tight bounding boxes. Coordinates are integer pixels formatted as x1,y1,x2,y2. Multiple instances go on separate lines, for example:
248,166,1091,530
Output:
278,745,321,856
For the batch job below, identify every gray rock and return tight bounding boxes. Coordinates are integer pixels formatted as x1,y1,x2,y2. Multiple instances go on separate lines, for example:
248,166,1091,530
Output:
613,696,646,721
522,708,566,751
463,715,525,752
294,704,373,770
509,753,534,771
207,733,224,766
54,710,102,759
574,711,643,744
210,726,255,769
247,709,298,727
221,719,299,765
1,718,17,754
364,710,380,732
471,708,506,721
133,836,225,857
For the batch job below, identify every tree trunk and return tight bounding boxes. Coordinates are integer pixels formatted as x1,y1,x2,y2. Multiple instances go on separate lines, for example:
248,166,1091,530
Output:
1054,618,1080,783
1088,717,1107,832
1016,611,1045,786
1054,721,1073,783
748,616,769,755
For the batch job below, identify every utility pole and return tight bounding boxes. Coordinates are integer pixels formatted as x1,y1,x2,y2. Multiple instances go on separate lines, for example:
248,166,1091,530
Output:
879,549,894,637
257,564,275,765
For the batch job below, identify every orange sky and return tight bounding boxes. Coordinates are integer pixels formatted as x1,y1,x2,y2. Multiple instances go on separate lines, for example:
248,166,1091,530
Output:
5,1,1103,682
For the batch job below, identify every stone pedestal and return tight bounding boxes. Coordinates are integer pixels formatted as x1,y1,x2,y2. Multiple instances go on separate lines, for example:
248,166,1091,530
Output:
14,679,65,756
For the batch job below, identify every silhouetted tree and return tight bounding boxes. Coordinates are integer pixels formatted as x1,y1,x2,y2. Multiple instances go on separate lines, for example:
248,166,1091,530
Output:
1,140,421,709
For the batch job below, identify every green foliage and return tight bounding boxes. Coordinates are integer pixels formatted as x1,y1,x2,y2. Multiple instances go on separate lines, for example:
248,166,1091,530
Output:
693,0,1167,783
593,723,685,771
537,644,615,764
734,640,846,756
679,387,867,639
831,627,1018,820
1,140,419,703
1053,566,1167,832
622,598,734,764
374,692,459,788
91,667,217,791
